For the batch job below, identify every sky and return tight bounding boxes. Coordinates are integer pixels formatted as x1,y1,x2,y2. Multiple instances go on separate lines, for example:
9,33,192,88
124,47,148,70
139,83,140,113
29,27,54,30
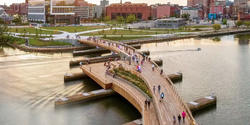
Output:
3,0,187,6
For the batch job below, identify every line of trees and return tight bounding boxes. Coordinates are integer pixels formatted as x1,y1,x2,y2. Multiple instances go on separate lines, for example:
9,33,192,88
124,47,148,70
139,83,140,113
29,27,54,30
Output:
103,14,137,24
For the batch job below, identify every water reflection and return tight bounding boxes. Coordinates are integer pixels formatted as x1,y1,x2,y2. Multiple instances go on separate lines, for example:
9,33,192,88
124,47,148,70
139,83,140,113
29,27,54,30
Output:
140,34,250,125
0,47,140,125
235,33,250,45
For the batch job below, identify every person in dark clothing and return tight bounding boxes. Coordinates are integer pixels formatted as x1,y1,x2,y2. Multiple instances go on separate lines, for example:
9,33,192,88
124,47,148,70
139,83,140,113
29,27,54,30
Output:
158,85,161,93
178,114,181,124
173,115,176,124
160,69,163,75
148,100,150,108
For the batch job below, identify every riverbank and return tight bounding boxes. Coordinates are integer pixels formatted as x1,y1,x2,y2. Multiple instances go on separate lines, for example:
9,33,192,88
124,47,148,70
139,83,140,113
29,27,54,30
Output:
7,43,91,53
120,28,250,45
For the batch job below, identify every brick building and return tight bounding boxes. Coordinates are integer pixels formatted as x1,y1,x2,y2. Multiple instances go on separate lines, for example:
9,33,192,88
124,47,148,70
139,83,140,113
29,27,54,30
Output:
209,0,226,16
151,4,171,19
3,3,28,16
106,2,151,21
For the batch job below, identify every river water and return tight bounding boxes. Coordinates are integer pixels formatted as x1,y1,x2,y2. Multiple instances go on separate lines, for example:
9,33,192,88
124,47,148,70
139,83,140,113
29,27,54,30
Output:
0,33,249,125
0,47,140,125
140,33,250,125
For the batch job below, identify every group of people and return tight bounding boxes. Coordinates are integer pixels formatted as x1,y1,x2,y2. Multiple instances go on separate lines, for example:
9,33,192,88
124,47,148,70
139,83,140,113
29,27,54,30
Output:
173,111,186,124
153,85,165,102
87,37,191,124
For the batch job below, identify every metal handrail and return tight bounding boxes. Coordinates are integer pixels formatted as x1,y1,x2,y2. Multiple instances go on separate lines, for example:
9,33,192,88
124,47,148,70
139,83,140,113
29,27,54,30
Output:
82,37,196,125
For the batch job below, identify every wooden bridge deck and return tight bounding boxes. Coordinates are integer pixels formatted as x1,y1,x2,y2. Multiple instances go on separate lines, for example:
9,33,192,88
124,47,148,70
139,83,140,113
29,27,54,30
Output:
81,62,159,125
79,38,196,125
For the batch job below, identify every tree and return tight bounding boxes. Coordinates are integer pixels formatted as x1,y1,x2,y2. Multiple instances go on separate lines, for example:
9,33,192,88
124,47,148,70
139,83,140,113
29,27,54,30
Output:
0,24,10,44
12,15,22,25
126,14,137,24
235,20,243,28
222,19,227,25
181,13,190,20
244,21,250,28
116,16,125,24
0,18,5,24
104,16,111,22
213,24,221,31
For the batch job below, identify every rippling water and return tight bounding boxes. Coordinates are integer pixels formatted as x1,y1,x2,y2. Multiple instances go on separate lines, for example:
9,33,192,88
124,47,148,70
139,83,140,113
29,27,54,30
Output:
0,47,140,125
1,33,250,125
141,33,250,125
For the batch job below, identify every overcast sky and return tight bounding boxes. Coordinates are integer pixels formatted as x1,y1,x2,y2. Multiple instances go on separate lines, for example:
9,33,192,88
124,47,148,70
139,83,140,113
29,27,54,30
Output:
3,0,187,6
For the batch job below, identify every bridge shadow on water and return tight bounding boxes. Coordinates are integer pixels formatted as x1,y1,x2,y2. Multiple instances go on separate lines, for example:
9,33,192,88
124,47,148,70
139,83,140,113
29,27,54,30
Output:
192,104,217,118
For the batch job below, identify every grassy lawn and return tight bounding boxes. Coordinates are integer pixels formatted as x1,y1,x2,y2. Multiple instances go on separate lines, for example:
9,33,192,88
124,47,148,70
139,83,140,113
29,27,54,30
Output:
137,28,201,33
8,37,26,45
17,34,52,38
112,67,152,98
42,26,108,33
185,25,211,29
81,29,158,36
102,36,152,41
28,39,72,46
9,28,60,34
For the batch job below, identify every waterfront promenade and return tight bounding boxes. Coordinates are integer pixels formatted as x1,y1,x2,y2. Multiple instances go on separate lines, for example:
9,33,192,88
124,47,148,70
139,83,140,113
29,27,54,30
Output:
79,38,196,125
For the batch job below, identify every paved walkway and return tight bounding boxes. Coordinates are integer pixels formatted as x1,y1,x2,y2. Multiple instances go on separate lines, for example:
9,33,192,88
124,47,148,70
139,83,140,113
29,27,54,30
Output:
78,38,196,125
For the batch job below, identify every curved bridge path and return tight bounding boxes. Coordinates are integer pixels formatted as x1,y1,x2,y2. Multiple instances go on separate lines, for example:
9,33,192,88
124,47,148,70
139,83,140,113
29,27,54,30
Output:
79,38,196,125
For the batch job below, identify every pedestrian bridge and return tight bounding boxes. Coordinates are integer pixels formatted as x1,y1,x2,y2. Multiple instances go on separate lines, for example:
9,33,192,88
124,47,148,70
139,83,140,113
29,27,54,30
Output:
79,38,196,125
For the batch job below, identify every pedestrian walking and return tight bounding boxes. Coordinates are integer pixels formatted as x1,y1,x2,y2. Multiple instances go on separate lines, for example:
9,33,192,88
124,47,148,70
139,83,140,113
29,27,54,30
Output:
144,99,147,110
182,111,186,122
160,92,164,102
152,64,155,71
160,69,163,75
148,100,150,108
158,85,161,93
173,115,176,124
178,114,181,124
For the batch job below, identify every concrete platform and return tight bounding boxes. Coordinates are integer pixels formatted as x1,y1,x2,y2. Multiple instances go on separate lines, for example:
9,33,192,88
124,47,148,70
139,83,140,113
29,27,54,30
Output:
55,89,116,106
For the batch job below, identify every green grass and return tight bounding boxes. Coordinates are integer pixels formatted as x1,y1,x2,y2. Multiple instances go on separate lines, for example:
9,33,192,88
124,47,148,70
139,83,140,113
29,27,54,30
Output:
137,28,200,33
81,29,158,36
185,25,211,28
9,28,60,34
112,67,152,98
28,39,72,46
102,36,152,41
8,37,26,45
42,26,108,33
17,34,52,38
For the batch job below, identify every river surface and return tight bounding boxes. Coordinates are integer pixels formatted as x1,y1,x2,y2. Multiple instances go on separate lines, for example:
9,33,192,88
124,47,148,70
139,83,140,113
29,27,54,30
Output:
0,47,140,125
0,33,250,125
140,33,250,125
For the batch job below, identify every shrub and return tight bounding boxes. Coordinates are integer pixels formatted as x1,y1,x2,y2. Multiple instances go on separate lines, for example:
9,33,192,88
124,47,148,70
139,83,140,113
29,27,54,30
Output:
212,24,221,31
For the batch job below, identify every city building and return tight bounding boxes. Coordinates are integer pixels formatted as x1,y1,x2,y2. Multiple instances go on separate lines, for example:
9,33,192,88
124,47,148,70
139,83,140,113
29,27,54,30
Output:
3,3,28,16
209,0,226,18
28,0,46,23
27,0,96,24
154,18,186,29
181,7,203,20
106,2,151,21
234,0,250,20
187,0,204,7
151,4,172,19
0,7,13,23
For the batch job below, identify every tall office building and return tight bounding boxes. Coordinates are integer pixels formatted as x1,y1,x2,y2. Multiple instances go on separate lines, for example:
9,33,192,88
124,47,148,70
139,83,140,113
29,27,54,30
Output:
28,0,46,22
28,0,96,24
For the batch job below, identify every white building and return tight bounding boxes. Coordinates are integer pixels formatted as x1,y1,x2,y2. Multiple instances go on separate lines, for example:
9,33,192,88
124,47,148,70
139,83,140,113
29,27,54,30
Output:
180,7,200,20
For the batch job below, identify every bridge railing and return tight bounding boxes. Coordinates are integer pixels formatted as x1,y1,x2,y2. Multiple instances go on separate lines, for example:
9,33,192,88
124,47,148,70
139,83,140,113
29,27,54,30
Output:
83,37,196,125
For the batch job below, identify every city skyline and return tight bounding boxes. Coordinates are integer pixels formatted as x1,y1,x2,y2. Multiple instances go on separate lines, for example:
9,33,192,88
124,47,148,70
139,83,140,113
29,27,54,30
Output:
3,0,187,6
